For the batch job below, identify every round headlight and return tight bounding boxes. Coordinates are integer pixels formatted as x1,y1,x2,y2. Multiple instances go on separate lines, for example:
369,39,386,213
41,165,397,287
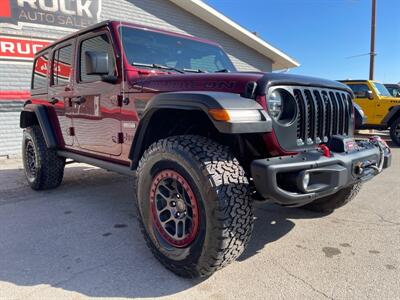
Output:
267,88,297,126
268,90,283,119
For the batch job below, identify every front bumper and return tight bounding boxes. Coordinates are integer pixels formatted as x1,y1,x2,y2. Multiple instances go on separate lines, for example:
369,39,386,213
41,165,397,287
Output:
251,138,391,207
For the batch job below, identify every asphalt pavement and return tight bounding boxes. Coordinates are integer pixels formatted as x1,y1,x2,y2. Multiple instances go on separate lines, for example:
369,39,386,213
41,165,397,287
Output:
0,136,399,300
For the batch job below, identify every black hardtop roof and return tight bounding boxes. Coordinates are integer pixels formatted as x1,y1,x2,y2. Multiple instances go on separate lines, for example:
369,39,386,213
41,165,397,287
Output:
35,20,112,56
338,79,370,83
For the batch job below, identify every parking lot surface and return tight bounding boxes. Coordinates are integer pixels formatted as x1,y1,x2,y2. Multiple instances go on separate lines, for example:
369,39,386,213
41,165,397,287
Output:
0,137,399,300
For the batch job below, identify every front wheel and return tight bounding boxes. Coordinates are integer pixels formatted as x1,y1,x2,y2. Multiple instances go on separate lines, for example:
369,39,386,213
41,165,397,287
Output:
134,135,254,278
389,116,400,146
301,183,362,213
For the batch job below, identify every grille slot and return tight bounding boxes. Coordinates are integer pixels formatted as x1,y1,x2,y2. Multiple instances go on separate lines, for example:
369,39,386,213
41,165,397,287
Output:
293,88,352,146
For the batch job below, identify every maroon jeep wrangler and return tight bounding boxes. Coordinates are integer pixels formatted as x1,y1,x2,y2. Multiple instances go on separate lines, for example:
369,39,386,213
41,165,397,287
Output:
21,20,391,277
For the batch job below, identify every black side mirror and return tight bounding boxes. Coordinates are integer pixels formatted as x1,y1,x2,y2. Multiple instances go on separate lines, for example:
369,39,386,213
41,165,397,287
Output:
356,90,374,100
366,90,374,100
85,51,109,75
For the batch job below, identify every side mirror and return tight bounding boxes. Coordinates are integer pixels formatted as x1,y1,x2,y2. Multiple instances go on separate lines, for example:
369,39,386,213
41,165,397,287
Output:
356,90,374,99
85,51,109,75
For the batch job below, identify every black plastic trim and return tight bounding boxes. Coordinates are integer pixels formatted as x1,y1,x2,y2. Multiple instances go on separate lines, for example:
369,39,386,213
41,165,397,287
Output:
256,73,353,96
128,91,272,169
20,104,57,149
57,151,133,176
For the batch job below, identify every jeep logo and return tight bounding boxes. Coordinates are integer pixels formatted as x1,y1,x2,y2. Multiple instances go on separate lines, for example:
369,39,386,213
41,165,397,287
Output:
0,0,101,29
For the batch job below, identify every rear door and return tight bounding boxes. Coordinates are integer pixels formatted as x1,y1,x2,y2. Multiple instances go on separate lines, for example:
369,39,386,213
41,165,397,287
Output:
71,30,121,156
48,41,75,146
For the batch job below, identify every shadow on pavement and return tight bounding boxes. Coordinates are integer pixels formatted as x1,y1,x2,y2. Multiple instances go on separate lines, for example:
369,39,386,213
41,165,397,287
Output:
0,165,326,298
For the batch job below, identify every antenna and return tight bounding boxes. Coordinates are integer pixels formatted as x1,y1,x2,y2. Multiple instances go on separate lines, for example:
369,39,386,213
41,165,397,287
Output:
119,21,125,99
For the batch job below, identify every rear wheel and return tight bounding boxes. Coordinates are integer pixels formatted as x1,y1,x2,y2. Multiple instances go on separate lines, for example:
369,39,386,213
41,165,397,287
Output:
389,116,400,146
22,125,65,190
134,135,254,278
301,183,362,213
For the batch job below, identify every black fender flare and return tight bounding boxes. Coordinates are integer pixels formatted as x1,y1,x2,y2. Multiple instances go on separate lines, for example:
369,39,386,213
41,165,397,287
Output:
382,106,400,126
129,91,272,168
20,103,58,149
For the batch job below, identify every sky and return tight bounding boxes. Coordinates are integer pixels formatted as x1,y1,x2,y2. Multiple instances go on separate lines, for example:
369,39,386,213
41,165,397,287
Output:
205,0,400,83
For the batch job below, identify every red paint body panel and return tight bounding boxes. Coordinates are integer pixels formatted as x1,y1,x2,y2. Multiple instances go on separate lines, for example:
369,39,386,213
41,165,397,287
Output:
26,20,281,166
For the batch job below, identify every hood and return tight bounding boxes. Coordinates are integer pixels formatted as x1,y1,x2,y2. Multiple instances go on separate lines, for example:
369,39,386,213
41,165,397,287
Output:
127,71,352,97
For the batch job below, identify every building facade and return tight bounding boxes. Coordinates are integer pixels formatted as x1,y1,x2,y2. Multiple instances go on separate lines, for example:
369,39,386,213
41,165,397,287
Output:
0,0,298,157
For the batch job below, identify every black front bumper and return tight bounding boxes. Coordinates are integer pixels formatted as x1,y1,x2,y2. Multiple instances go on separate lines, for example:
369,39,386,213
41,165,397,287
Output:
251,139,391,207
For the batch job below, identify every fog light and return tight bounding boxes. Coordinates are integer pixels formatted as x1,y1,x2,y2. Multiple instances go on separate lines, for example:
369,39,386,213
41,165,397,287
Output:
302,173,310,190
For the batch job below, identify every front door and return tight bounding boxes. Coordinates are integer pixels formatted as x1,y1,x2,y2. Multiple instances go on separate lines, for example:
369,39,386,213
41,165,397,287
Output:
71,31,121,156
348,83,379,124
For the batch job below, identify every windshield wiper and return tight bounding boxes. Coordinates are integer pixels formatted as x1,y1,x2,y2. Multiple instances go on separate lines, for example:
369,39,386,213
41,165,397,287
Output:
182,68,206,73
215,69,230,73
131,62,184,74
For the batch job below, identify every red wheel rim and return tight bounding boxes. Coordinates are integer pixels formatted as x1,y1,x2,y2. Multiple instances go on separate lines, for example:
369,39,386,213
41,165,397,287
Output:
149,170,199,248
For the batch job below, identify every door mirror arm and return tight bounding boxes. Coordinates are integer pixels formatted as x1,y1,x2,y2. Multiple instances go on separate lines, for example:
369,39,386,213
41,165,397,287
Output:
101,75,118,84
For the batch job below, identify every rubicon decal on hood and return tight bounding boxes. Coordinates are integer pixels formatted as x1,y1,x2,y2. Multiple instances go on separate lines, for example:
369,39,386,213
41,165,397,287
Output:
0,0,101,29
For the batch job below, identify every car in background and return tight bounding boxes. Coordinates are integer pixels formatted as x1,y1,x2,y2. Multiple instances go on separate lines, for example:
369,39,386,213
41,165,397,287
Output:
340,79,400,145
384,83,400,98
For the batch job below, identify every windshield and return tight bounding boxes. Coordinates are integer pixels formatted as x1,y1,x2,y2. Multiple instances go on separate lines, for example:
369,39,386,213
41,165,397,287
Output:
120,26,236,73
372,82,391,97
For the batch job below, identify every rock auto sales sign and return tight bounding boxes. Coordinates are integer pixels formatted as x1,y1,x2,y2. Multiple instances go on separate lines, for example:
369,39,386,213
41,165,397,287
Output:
0,0,101,29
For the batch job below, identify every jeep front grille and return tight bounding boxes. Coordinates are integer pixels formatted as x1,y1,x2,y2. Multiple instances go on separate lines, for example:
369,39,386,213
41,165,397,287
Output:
293,88,353,146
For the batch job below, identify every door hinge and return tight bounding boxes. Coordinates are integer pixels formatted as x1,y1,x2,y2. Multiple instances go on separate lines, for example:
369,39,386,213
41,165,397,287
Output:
117,95,123,107
117,132,124,144
68,127,75,136
117,95,130,106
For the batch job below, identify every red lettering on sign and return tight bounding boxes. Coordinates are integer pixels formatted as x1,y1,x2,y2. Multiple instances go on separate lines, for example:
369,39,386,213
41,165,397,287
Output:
0,1,12,18
0,36,52,60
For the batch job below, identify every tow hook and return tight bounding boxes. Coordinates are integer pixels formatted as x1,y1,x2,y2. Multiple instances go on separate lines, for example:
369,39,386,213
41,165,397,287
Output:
354,160,376,176
369,136,391,174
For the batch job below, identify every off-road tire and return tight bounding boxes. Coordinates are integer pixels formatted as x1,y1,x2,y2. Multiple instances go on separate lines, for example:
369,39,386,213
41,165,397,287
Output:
389,116,400,146
22,125,65,190
134,135,254,278
302,183,362,213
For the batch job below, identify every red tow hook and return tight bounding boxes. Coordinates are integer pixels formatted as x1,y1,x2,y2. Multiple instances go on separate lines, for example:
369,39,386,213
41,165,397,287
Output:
319,144,331,157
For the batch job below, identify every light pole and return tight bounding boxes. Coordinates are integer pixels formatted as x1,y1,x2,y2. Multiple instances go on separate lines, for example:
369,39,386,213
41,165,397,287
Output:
369,0,376,80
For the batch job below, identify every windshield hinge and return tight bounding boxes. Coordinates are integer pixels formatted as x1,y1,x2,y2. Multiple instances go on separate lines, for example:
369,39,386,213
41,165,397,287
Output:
117,95,123,107
117,132,124,144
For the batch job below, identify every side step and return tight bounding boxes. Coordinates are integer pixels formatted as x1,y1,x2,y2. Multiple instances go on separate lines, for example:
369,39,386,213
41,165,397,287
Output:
57,151,134,176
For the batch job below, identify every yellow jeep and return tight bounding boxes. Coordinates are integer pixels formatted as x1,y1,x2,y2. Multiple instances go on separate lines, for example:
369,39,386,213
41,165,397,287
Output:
340,80,400,145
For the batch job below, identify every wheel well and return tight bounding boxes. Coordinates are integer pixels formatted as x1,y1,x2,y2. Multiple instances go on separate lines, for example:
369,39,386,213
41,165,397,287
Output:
131,109,268,170
20,110,39,128
388,108,400,126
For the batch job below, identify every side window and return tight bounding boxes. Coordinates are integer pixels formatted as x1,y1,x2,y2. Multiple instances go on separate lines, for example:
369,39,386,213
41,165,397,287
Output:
348,84,370,98
52,45,73,86
32,53,49,90
79,34,115,82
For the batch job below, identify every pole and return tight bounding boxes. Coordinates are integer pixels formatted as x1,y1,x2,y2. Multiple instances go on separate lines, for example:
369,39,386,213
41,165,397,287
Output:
369,0,376,80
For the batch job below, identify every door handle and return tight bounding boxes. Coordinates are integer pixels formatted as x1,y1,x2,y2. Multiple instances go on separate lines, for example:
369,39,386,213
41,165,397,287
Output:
71,96,86,105
50,97,60,105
